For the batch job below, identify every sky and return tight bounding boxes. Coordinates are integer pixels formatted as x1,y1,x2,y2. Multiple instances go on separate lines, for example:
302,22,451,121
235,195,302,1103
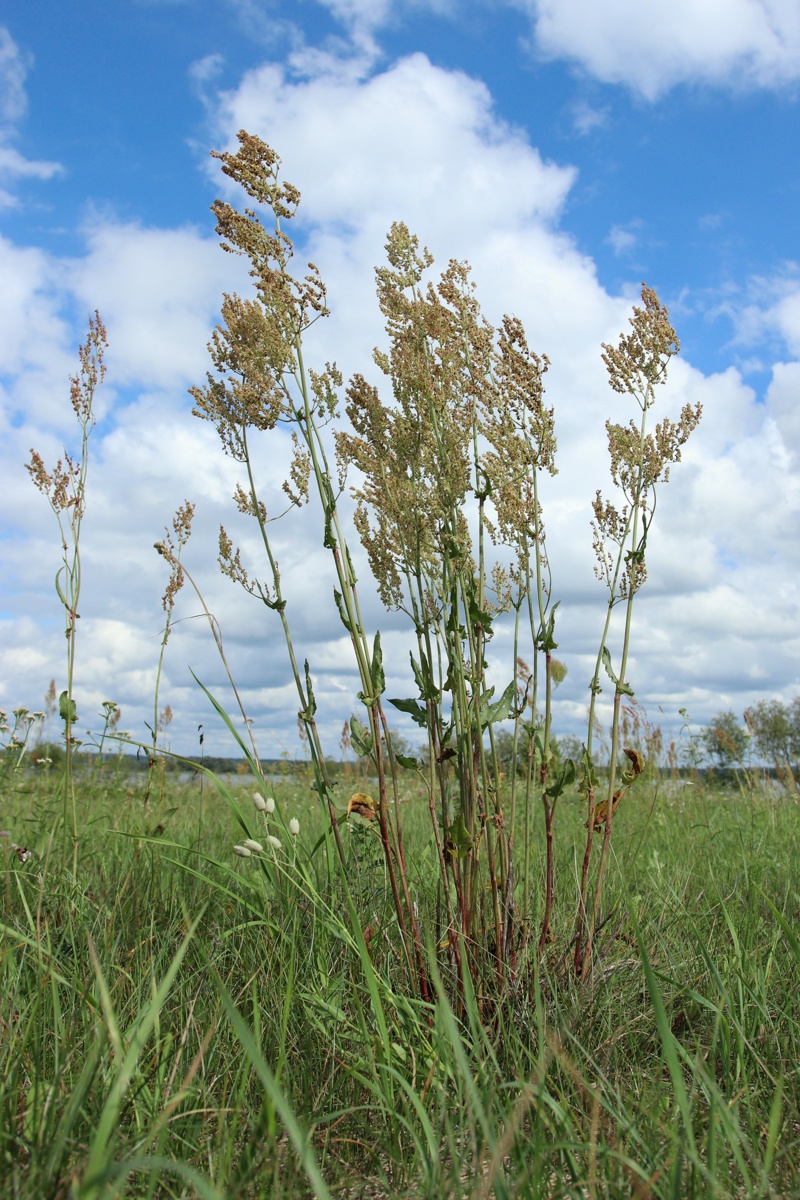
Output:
1,0,799,761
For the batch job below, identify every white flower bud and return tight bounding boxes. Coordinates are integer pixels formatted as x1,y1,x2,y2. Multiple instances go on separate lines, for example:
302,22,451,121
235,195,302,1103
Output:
265,796,276,815
253,793,268,812
242,839,263,853
233,845,252,858
289,818,300,836
267,835,282,850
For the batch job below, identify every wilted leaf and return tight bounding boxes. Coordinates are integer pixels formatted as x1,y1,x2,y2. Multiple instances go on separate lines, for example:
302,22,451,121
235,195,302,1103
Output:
371,631,385,697
588,788,625,831
347,792,378,821
623,746,645,777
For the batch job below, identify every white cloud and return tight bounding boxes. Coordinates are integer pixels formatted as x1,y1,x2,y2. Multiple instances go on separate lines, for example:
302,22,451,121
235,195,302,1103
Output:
606,222,640,257
0,27,28,123
714,266,800,359
0,27,62,205
67,219,244,389
521,0,800,98
3,43,800,757
570,99,609,135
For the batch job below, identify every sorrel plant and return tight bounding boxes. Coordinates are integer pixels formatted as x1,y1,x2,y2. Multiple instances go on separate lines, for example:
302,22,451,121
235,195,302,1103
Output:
26,313,107,871
190,131,701,994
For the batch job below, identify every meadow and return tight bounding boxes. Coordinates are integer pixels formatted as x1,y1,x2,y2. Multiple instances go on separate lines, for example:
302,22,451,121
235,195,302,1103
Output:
4,131,800,1197
1,760,799,1198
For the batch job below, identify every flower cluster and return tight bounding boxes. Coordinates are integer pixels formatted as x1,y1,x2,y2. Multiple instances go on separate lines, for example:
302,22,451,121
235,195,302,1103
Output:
233,792,301,859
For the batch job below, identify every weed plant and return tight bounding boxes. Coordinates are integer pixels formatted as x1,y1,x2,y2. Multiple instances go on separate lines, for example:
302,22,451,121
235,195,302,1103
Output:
26,314,107,872
185,132,700,1004
5,135,798,1197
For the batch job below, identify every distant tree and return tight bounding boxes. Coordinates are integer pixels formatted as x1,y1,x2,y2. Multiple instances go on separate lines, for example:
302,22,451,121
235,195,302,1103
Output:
701,710,748,768
493,728,512,769
556,734,583,765
743,697,800,771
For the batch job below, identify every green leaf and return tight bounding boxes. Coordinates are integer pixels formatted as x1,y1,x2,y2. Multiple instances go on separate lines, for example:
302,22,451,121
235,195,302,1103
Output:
601,646,634,696
445,813,474,858
59,691,77,724
349,716,373,758
54,567,69,608
388,697,428,727
410,651,440,702
479,680,516,730
333,589,352,632
395,753,419,770
537,601,560,653
546,757,576,799
322,502,336,550
371,631,385,697
468,593,493,635
303,660,317,718
578,747,599,797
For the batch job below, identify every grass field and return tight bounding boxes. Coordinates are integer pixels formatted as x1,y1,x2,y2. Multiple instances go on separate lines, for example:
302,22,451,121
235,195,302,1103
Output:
1,763,799,1199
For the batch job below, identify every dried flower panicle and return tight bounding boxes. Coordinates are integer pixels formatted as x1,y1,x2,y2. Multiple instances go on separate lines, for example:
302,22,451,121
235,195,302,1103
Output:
155,500,195,620
27,313,108,516
601,285,678,398
337,222,555,614
593,285,701,597
189,132,342,605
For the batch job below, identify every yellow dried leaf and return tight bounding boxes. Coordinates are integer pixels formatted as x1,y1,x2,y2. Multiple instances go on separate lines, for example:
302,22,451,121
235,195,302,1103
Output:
347,792,378,821
623,746,645,776
588,788,625,831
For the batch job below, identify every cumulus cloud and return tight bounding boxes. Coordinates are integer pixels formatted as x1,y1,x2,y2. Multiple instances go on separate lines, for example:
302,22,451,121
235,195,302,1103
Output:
520,0,800,98
2,40,800,757
714,266,800,361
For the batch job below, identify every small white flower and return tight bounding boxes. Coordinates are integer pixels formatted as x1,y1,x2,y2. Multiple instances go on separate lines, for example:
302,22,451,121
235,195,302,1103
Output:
233,844,252,858
253,793,268,812
289,818,300,836
242,839,263,853
267,835,282,850
264,796,276,815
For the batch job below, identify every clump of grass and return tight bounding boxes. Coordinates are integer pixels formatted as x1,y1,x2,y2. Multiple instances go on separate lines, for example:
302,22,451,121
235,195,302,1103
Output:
1,773,799,1196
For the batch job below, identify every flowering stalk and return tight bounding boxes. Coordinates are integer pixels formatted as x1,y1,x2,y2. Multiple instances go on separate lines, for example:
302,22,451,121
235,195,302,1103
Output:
190,133,428,991
27,313,107,871
574,287,701,976
148,501,195,805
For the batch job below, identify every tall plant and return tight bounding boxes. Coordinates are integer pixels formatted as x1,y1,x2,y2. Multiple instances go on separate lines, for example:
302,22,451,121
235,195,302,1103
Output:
573,289,701,975
337,226,562,988
27,313,107,871
192,132,701,998
189,133,427,994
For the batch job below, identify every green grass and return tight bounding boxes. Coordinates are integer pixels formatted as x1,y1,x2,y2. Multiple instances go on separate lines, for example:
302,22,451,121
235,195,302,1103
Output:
1,767,799,1198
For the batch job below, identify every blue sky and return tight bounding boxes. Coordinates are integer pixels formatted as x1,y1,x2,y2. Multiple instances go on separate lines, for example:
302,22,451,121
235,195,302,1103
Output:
2,0,800,758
